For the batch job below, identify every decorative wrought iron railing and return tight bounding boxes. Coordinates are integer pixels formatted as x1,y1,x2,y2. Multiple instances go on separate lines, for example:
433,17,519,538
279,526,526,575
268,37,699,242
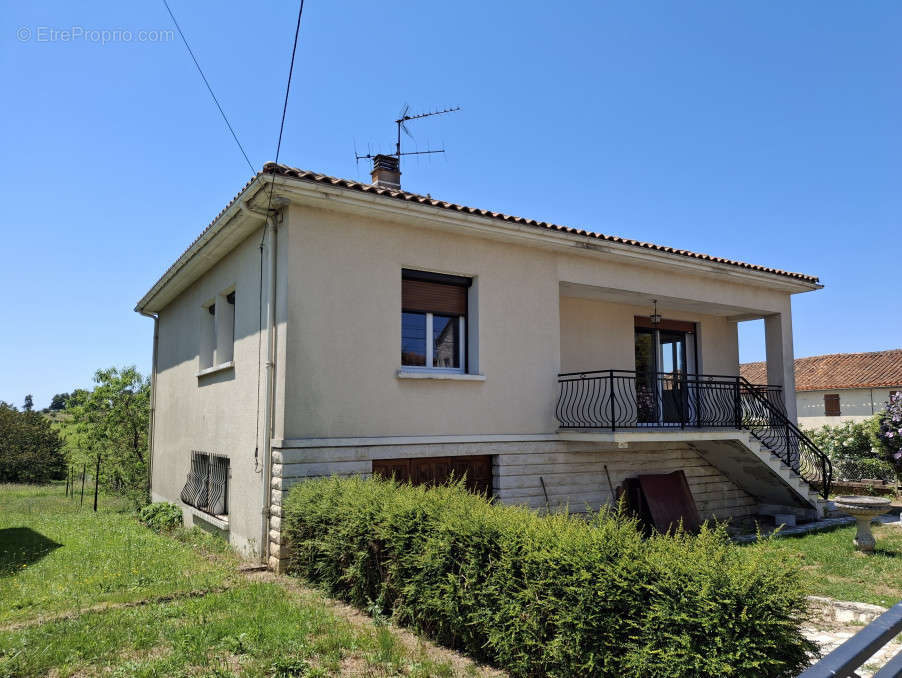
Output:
797,600,902,678
556,370,832,498
180,451,229,516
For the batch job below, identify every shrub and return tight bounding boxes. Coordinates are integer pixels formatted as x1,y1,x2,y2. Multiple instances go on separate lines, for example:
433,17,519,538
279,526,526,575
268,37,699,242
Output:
139,502,183,532
832,457,896,483
283,476,816,678
872,393,902,485
806,419,878,461
0,402,66,483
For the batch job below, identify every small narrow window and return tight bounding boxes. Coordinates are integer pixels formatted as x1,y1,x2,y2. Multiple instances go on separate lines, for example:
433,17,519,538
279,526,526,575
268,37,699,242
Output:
200,302,216,369
824,393,841,416
216,290,235,364
401,270,470,371
199,288,236,372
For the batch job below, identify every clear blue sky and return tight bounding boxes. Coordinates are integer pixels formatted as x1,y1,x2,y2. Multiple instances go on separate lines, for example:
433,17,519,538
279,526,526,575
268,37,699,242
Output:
1,1,899,408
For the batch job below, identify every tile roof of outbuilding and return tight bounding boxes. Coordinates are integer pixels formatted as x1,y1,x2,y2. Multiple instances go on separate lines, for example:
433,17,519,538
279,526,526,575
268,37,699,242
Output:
741,349,902,391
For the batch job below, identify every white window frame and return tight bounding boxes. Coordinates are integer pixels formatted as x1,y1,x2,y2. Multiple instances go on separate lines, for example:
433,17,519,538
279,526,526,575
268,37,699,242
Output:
403,312,466,374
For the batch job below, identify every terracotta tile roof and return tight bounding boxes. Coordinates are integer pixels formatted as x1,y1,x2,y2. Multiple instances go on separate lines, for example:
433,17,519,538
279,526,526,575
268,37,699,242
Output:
138,162,822,310
262,163,820,284
741,349,902,391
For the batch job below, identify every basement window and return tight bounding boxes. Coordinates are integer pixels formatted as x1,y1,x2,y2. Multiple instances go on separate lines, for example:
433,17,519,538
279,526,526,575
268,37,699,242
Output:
401,269,474,373
180,452,229,517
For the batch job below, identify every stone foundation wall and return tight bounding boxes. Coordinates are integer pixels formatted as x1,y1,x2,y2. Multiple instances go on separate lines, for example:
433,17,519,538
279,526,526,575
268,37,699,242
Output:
267,439,757,571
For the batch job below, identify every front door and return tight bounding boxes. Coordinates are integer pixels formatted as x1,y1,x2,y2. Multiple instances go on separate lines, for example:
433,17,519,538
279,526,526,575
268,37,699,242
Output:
634,325,691,425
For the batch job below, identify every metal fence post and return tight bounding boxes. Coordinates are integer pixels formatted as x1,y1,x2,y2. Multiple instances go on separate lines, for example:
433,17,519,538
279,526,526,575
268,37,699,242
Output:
609,370,616,432
93,455,100,512
734,377,742,429
80,464,86,507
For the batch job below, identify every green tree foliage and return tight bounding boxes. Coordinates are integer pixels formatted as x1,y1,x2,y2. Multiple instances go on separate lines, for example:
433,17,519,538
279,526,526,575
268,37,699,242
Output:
0,401,66,482
49,393,70,411
23,394,33,411
284,476,817,678
59,367,151,507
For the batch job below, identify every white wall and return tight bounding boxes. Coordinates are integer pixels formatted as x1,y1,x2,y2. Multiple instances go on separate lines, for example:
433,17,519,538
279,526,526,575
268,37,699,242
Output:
152,230,268,556
798,387,899,429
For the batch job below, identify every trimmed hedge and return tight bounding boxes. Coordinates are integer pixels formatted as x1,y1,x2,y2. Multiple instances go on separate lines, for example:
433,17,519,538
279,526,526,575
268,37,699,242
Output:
283,476,816,678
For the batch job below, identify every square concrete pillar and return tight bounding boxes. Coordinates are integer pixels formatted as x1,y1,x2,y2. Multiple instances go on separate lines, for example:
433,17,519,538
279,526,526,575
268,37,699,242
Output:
764,311,798,423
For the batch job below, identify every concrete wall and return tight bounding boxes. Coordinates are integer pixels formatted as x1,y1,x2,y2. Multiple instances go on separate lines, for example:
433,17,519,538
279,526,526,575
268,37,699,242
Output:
558,296,739,376
280,204,561,438
277,204,780,440
151,229,269,556
798,387,900,429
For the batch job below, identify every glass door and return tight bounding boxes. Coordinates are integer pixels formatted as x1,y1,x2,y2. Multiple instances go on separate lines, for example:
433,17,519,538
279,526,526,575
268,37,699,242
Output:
634,328,658,424
659,330,688,424
635,327,690,425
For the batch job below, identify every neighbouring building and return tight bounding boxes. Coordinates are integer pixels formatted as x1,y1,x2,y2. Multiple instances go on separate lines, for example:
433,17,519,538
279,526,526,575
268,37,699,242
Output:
136,157,834,570
742,349,902,430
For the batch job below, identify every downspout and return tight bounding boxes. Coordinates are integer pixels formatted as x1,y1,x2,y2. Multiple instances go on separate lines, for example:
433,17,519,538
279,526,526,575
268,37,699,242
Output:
138,310,159,503
259,215,278,566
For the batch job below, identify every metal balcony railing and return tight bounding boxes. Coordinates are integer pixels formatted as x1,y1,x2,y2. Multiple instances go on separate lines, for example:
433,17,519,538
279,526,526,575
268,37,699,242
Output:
798,601,902,678
556,370,832,498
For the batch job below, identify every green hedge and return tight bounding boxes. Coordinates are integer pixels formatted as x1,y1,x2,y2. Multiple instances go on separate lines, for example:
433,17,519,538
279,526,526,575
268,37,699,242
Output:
283,476,816,678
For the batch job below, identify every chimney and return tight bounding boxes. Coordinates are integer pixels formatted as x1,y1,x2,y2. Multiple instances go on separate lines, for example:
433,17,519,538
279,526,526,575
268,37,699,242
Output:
371,154,401,190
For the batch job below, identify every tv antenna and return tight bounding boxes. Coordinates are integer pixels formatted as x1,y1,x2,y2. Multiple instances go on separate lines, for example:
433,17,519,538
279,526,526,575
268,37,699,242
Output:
356,104,461,167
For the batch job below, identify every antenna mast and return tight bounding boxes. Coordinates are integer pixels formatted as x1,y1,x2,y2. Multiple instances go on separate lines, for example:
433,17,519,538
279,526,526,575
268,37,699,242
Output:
356,104,461,166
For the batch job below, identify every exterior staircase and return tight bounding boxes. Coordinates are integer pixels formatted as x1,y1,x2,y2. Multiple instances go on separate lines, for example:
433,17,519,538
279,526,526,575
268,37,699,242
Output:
691,431,828,520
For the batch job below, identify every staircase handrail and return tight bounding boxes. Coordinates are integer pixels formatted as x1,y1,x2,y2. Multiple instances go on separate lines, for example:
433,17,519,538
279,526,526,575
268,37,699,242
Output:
737,375,833,499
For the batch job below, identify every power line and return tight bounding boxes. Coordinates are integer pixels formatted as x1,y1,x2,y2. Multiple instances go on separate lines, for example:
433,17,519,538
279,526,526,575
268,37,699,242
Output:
162,0,256,174
265,0,305,214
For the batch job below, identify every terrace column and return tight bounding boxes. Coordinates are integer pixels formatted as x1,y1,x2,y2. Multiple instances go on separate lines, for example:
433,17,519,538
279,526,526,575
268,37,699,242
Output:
764,311,798,424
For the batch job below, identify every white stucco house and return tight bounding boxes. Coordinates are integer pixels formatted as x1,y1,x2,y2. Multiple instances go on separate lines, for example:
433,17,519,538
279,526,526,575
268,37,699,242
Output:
136,157,833,570
742,349,902,430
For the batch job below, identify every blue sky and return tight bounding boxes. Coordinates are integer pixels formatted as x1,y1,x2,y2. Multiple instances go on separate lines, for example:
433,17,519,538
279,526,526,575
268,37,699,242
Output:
1,1,899,408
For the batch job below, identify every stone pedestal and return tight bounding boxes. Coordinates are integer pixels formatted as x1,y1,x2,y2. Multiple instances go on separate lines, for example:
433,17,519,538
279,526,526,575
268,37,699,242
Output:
833,496,892,552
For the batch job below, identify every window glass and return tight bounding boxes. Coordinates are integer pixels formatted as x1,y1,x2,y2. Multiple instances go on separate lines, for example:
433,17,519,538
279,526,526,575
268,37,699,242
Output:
432,314,460,368
401,312,427,366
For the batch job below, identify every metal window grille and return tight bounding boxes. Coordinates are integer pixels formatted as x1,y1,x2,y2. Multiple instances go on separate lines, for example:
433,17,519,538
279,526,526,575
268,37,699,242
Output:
180,451,229,515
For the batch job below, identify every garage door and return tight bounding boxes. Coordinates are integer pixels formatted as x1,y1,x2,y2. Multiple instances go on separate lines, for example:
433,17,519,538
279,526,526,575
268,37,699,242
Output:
372,456,492,496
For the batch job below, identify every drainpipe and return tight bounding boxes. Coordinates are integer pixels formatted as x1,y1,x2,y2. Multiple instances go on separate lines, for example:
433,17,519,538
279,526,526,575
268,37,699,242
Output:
259,215,278,566
138,310,159,504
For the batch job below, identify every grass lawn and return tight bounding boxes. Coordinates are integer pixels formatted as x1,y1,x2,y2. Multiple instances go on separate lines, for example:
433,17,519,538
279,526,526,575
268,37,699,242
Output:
0,483,496,678
744,522,902,607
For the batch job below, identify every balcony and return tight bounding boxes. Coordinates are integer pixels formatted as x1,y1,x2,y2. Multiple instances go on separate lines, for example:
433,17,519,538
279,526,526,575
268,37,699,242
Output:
556,370,785,431
556,370,832,498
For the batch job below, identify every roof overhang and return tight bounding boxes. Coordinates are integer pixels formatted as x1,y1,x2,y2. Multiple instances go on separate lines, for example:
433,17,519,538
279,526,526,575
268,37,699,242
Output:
135,171,822,314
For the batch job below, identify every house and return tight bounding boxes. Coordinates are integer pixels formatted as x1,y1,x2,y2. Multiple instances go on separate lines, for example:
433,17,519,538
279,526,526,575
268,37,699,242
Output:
136,157,832,571
742,349,902,430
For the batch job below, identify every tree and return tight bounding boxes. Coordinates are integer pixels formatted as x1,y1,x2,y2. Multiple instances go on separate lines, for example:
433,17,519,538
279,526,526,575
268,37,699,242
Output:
49,393,70,411
59,367,150,507
0,401,66,482
23,394,33,411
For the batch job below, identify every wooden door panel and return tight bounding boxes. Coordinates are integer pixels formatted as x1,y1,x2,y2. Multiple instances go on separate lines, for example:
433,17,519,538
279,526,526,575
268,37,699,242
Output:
372,455,492,496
